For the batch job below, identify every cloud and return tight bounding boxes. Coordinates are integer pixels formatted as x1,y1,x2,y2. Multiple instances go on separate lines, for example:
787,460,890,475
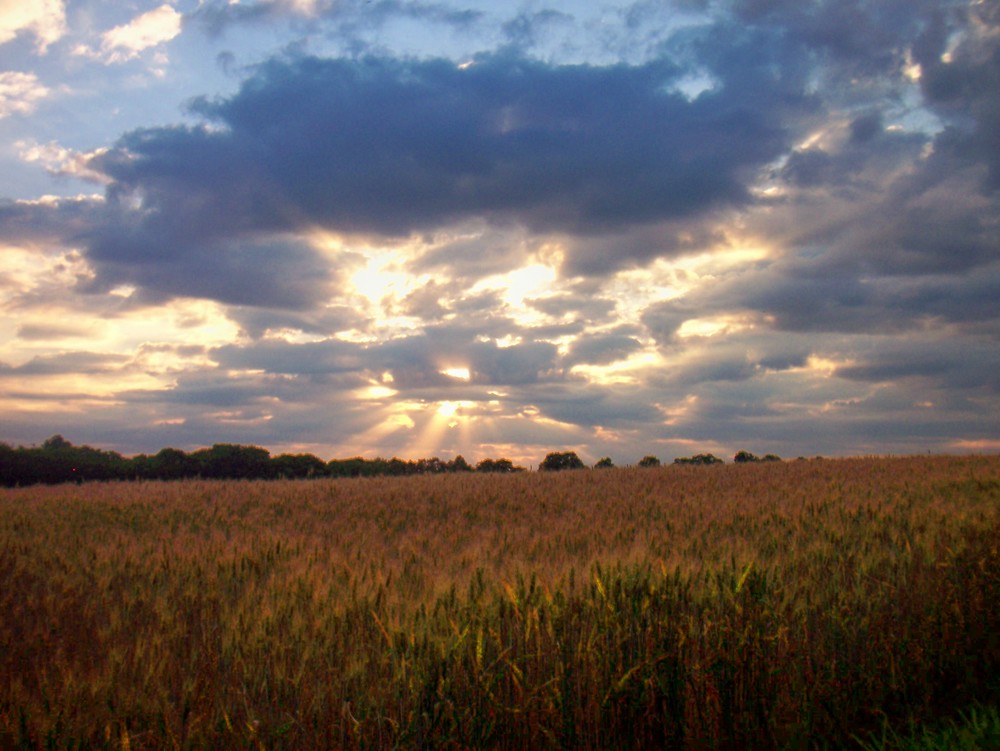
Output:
101,49,799,236
0,194,104,244
1,350,129,376
2,0,999,463
15,322,92,341
16,141,111,183
80,229,337,310
57,42,825,310
0,71,49,118
0,0,65,52
192,0,481,41
75,4,182,64
834,337,1000,393
564,330,644,366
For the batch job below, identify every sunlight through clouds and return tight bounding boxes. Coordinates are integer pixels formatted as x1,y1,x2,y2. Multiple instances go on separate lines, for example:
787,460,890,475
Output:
1,0,998,461
569,349,664,386
440,366,471,381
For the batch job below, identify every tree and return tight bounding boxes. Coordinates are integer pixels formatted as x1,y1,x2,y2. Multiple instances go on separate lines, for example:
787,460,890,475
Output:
272,453,327,479
192,444,272,479
638,455,661,468
475,458,523,473
539,451,585,471
674,453,723,465
150,447,198,480
327,457,370,477
594,457,614,469
42,434,72,451
449,455,473,472
734,450,760,463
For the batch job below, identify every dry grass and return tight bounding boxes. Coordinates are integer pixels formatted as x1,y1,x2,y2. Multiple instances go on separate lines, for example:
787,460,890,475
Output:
1,456,998,749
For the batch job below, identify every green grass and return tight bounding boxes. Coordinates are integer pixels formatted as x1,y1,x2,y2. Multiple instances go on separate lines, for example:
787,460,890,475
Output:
856,704,1000,751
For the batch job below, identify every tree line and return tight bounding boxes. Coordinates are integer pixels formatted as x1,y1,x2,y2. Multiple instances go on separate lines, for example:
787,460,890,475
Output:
0,436,780,487
0,436,528,487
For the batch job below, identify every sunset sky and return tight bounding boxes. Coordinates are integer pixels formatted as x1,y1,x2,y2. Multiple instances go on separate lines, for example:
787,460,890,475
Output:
1,0,998,465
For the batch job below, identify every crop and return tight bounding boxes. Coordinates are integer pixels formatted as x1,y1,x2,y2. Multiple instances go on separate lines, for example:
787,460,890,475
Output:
1,455,997,749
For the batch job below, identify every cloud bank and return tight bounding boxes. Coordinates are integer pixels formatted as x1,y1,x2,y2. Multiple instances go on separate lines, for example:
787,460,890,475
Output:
0,0,998,463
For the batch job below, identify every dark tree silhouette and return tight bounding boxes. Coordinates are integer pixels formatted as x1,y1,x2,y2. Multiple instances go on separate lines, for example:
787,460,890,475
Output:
272,453,327,479
475,458,523,473
674,453,724,465
638,455,661,467
539,452,585,471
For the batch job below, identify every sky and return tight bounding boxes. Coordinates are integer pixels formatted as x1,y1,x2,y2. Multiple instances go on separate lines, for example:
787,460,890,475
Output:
1,0,998,466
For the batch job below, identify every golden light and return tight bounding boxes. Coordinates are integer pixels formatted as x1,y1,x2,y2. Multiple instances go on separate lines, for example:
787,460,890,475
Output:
903,49,922,81
362,384,398,400
440,366,471,381
469,262,559,326
387,413,416,429
435,399,475,418
801,355,848,376
675,313,757,339
569,349,664,385
349,258,415,305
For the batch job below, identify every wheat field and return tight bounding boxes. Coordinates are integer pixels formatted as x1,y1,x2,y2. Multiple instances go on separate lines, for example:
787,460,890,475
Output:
1,455,998,749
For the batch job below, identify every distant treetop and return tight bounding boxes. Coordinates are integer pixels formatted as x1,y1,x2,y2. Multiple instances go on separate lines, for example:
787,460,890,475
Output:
539,451,586,471
673,453,723,465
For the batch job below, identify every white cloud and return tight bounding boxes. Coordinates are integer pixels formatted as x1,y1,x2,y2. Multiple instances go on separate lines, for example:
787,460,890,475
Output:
17,140,111,183
0,71,49,118
0,0,66,52
76,4,183,64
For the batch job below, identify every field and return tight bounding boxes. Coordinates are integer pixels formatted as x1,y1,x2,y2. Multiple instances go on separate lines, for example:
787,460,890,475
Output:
1,456,998,749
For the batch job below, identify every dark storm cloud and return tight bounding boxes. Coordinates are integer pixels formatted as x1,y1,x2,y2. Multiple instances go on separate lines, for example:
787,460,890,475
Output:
225,304,365,339
80,225,336,310
374,334,560,388
564,330,643,366
0,351,129,375
47,36,829,306
501,9,573,49
15,323,91,341
193,0,481,38
665,350,759,386
834,338,1000,393
731,0,937,79
210,329,561,389
526,383,661,429
95,48,800,239
413,226,535,280
0,196,104,243
915,1,1000,190
526,293,617,322
212,338,367,376
562,218,730,276
641,299,695,343
655,258,1000,339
